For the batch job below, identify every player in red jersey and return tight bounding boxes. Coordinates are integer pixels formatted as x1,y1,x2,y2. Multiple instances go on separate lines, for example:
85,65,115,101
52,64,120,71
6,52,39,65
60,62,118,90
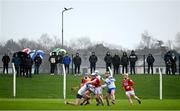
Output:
122,73,141,105
87,72,104,106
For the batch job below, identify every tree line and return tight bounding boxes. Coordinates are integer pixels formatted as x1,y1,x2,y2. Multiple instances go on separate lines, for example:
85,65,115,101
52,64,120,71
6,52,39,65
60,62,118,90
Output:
0,31,180,56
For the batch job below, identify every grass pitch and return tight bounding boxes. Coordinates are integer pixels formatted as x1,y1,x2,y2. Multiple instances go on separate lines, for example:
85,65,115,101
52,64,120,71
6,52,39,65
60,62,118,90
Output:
0,99,180,110
0,74,180,110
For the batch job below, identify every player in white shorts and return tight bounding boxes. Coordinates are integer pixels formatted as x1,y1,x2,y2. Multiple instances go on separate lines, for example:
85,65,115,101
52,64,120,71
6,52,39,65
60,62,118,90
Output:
102,67,116,106
86,72,104,106
66,83,94,105
122,73,141,105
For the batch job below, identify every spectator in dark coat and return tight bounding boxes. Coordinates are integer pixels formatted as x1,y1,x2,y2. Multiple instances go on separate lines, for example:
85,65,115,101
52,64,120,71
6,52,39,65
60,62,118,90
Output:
89,52,98,73
57,52,64,74
2,54,10,74
129,50,138,75
170,53,177,75
63,53,71,74
20,54,25,76
73,53,81,74
121,52,129,74
112,53,120,74
146,53,155,74
26,55,33,78
12,53,21,76
49,52,58,75
34,54,42,74
104,51,112,71
164,51,172,75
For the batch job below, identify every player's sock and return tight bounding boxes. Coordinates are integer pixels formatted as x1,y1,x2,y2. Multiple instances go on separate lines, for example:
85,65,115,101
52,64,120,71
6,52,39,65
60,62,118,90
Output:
98,96,104,106
137,99,141,104
106,97,110,106
111,99,115,105
96,98,100,106
134,96,141,104
84,101,90,105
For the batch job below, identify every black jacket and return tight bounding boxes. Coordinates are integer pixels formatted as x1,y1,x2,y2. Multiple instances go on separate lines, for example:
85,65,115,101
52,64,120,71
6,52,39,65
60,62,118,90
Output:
73,56,81,65
2,55,10,65
49,55,58,64
164,52,171,63
121,55,129,66
34,55,42,65
104,54,112,64
129,54,138,64
89,55,98,64
170,56,177,67
147,55,155,64
26,57,33,67
112,55,120,66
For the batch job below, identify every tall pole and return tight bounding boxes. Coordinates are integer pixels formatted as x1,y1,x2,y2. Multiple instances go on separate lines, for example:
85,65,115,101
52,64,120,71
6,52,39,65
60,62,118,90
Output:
61,7,73,48
62,11,64,47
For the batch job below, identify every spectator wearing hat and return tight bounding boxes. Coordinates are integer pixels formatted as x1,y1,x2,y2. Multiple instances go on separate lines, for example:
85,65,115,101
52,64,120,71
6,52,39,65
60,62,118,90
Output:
34,54,42,74
49,52,58,75
112,53,120,74
2,54,10,74
121,52,129,74
170,53,177,75
89,52,98,73
104,51,112,71
129,50,138,74
146,53,155,74
73,53,81,74
63,53,71,74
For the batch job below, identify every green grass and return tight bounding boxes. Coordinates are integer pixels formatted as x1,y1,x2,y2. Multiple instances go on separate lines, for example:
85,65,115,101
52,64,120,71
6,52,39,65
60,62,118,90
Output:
0,74,180,99
0,99,180,110
0,74,180,110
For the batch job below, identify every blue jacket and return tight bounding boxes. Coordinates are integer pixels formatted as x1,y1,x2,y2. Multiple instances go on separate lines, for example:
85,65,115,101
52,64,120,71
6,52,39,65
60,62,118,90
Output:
63,56,71,65
12,57,21,66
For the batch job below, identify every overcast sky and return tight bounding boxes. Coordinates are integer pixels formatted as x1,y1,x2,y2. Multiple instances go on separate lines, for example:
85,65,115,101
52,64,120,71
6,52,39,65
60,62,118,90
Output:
0,0,180,49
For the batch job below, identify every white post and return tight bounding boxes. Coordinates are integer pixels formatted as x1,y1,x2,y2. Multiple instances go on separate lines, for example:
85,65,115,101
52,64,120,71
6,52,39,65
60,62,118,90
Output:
12,63,16,97
62,64,66,101
108,67,113,77
159,67,162,100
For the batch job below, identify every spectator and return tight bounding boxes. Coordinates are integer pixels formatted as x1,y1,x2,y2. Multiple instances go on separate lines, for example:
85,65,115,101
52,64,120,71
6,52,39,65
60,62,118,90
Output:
164,51,172,75
34,54,42,74
26,55,33,78
129,50,138,75
49,52,58,75
89,52,98,73
63,53,71,74
104,51,112,71
58,52,64,74
20,54,26,76
2,54,10,74
121,52,129,74
12,53,20,76
73,53,81,75
112,53,120,74
170,53,177,75
146,53,155,74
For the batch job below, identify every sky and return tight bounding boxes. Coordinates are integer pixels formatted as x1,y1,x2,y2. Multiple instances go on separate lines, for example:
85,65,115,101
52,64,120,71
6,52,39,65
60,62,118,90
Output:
0,0,180,49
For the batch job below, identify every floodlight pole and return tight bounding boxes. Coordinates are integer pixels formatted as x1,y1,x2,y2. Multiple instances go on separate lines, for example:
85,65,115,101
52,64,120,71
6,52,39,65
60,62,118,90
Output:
62,7,73,47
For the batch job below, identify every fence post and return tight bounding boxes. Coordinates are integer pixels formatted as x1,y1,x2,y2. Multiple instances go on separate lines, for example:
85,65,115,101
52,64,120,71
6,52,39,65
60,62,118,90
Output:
143,55,146,74
71,54,74,74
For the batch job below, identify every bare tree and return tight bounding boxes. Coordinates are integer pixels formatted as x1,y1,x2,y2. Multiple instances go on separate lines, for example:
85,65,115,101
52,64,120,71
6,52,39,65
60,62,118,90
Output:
141,30,152,49
138,30,164,49
174,32,180,52
4,39,20,54
69,37,92,49
38,33,53,52
166,40,173,50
